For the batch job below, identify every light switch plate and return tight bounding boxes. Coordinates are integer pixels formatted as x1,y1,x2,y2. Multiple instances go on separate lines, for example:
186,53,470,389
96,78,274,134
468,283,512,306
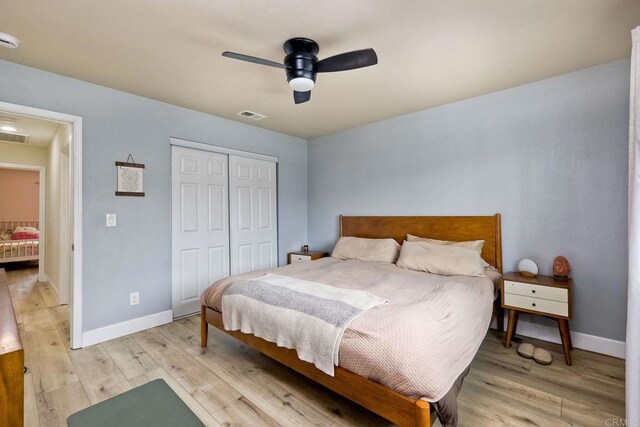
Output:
106,213,116,227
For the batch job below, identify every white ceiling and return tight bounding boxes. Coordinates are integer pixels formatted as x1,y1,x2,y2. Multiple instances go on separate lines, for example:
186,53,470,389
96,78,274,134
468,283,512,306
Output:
0,1,638,139
0,111,61,148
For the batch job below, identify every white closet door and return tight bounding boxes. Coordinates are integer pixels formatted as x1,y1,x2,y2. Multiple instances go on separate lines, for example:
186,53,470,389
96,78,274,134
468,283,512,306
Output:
171,146,229,317
229,155,278,275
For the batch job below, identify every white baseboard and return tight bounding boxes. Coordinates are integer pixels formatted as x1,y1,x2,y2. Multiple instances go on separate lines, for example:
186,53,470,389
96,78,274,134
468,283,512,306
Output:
50,280,60,300
81,310,173,348
491,317,626,359
43,274,60,299
79,308,625,358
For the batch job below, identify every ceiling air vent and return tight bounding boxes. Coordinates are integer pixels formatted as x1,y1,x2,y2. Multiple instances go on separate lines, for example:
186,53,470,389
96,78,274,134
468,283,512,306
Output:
237,110,266,121
0,132,29,144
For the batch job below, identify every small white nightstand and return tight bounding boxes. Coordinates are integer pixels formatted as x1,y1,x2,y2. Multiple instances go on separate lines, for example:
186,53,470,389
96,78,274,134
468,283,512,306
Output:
287,251,329,264
501,271,573,365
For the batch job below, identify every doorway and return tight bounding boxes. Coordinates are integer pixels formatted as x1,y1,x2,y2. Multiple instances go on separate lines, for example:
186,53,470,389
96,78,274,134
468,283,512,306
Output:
0,164,45,279
0,101,83,349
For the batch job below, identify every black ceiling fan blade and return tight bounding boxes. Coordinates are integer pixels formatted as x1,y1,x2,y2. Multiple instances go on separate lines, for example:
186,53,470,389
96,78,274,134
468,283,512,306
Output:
222,51,287,69
316,48,378,73
294,90,311,104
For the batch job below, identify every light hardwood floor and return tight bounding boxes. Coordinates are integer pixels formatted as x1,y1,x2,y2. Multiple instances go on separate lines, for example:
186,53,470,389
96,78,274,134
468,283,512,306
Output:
6,264,625,426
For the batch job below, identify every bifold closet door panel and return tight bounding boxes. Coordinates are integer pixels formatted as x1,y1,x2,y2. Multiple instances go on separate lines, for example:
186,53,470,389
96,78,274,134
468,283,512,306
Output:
171,146,230,317
229,155,278,275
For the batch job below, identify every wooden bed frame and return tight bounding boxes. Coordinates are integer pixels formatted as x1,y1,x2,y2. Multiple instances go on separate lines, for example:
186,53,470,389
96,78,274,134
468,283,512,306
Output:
201,214,503,427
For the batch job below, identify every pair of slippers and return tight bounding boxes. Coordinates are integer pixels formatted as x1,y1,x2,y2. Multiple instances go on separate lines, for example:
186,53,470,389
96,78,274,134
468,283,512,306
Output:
517,343,552,365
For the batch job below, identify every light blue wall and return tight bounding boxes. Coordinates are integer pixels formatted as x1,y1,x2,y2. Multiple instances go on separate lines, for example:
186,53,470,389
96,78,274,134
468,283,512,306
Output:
0,57,629,341
308,59,630,341
0,59,308,332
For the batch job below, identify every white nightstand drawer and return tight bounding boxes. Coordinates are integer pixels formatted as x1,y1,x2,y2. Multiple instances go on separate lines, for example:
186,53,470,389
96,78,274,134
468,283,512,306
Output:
290,254,312,263
504,280,568,303
504,293,569,317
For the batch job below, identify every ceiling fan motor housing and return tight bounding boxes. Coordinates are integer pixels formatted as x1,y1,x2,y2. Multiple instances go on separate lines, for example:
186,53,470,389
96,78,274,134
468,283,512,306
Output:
284,52,317,84
283,37,319,84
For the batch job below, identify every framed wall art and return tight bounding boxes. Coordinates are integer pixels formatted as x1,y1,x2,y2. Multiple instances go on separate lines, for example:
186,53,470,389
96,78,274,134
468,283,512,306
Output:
115,154,145,196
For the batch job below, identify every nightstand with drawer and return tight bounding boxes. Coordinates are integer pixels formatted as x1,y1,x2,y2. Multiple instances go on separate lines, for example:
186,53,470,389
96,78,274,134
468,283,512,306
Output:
501,272,573,365
287,251,329,264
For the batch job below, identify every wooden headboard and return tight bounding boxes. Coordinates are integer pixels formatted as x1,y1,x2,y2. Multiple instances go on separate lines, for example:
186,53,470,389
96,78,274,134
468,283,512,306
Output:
339,214,503,272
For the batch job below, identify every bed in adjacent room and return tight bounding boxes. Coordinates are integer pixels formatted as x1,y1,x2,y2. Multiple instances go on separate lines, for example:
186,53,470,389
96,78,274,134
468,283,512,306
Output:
200,214,503,427
0,220,40,264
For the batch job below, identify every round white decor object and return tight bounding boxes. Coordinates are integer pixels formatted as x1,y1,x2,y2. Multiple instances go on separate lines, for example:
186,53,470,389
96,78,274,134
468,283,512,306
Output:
518,258,539,276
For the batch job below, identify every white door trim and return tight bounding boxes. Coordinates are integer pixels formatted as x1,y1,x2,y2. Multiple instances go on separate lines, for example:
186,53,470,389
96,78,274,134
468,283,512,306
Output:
170,137,279,163
0,162,46,282
0,101,83,349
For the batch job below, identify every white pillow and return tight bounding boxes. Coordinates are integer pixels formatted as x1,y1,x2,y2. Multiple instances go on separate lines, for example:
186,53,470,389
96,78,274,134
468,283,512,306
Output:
406,234,489,267
396,241,486,277
12,226,39,234
331,237,401,263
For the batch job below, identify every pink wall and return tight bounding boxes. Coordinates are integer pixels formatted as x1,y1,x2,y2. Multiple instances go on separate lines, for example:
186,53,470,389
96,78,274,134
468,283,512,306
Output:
0,168,39,219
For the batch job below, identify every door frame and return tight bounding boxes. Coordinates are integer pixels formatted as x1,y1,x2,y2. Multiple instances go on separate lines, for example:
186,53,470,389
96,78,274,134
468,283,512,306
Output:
0,101,83,349
169,137,279,163
0,162,46,282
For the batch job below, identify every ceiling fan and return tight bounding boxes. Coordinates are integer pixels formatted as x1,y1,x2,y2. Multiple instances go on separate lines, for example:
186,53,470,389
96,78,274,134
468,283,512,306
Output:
222,37,378,104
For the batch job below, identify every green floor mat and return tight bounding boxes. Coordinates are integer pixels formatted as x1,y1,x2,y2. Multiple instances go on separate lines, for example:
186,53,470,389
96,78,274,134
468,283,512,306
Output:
67,379,205,427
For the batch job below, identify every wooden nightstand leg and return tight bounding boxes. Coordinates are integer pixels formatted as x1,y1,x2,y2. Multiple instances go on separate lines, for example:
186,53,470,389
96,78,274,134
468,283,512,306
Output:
567,327,573,350
496,303,504,333
557,319,572,365
504,310,518,348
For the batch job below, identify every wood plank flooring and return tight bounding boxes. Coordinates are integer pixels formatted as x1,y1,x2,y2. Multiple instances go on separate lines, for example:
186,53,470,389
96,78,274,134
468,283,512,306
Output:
6,264,625,426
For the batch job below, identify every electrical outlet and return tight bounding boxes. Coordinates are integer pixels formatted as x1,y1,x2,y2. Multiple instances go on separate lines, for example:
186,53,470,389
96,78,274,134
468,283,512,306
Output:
130,292,139,306
106,213,117,227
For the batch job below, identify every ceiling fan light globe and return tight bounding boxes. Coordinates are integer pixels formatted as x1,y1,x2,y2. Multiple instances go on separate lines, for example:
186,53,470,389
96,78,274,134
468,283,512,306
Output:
289,77,314,92
0,32,19,49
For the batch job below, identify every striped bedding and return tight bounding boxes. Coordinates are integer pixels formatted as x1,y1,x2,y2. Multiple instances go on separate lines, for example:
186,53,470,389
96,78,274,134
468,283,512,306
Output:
221,273,387,375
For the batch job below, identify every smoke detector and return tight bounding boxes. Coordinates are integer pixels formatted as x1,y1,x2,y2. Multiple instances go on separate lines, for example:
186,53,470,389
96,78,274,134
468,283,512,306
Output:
0,117,17,132
237,110,266,121
0,33,19,49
